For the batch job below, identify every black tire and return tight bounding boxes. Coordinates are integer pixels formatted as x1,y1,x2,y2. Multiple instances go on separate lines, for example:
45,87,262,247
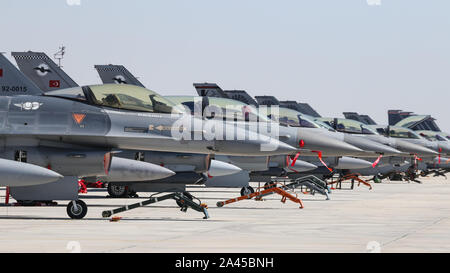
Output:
67,200,88,219
264,182,276,189
176,191,193,208
240,186,255,196
373,175,382,184
107,183,129,198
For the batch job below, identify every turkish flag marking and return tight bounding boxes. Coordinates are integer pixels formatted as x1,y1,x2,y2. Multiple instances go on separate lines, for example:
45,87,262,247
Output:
0,69,3,77
72,113,86,125
49,80,60,88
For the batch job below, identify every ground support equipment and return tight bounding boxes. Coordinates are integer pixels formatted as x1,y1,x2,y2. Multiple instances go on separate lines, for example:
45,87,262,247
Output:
216,184,304,208
102,191,209,219
327,173,373,190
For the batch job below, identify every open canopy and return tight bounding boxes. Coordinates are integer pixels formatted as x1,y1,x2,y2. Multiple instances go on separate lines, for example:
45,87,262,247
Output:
164,96,271,122
268,107,335,131
317,118,378,135
45,84,183,114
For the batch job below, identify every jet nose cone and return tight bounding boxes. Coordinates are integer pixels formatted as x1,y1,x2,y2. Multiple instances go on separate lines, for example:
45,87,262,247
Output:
287,160,318,172
335,157,373,170
208,160,242,176
395,139,439,156
344,134,403,156
298,130,363,156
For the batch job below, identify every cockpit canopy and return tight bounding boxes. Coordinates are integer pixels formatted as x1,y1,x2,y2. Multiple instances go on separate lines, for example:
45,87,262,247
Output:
317,118,378,135
45,84,183,114
418,131,449,142
164,96,271,122
268,107,335,131
388,126,423,140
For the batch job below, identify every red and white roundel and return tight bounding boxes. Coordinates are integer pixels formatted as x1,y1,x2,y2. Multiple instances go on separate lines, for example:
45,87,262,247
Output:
49,80,61,88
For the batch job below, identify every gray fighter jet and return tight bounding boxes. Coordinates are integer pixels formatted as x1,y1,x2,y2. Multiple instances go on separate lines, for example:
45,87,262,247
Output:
386,110,450,156
16,53,317,197
252,100,440,183
345,111,449,178
12,51,245,197
0,53,296,219
95,65,368,195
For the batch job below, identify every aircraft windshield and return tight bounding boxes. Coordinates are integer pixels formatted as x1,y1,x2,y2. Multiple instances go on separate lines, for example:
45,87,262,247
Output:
87,85,183,114
418,131,449,142
208,97,270,122
317,118,377,135
45,87,87,101
269,108,320,128
312,118,336,131
163,96,270,122
164,96,198,114
437,132,450,141
389,127,421,139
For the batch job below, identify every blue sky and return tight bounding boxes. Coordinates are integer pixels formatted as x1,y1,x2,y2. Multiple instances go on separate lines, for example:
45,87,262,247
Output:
2,0,450,132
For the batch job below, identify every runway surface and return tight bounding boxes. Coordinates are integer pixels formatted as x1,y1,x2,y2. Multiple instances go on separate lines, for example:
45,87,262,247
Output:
1,176,449,253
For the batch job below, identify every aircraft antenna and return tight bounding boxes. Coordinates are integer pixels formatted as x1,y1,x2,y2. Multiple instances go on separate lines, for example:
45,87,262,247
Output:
54,45,66,68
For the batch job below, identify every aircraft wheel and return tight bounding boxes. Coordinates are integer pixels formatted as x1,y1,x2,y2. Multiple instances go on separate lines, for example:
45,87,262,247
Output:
67,200,88,219
176,192,193,208
373,175,382,184
107,184,129,198
240,186,254,196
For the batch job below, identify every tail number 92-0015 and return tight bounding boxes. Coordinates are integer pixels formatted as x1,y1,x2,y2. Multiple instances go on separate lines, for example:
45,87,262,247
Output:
2,86,28,92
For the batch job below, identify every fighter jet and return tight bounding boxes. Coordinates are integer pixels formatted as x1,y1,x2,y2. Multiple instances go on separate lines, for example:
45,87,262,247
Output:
185,86,401,160
12,51,245,197
1,53,295,219
95,65,367,195
252,96,402,158
345,111,448,178
316,118,438,157
417,131,450,155
253,101,438,182
385,110,450,156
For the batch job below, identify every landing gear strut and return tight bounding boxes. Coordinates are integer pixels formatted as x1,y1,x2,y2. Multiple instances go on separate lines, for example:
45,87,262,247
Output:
66,200,88,219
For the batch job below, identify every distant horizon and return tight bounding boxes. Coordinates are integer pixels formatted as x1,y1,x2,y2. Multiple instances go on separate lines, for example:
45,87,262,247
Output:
2,0,449,132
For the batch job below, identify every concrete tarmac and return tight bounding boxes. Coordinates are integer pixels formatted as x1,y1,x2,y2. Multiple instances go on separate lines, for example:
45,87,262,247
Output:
0,176,449,253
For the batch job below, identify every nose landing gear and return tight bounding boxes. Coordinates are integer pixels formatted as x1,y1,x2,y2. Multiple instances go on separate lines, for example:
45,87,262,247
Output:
66,200,88,219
